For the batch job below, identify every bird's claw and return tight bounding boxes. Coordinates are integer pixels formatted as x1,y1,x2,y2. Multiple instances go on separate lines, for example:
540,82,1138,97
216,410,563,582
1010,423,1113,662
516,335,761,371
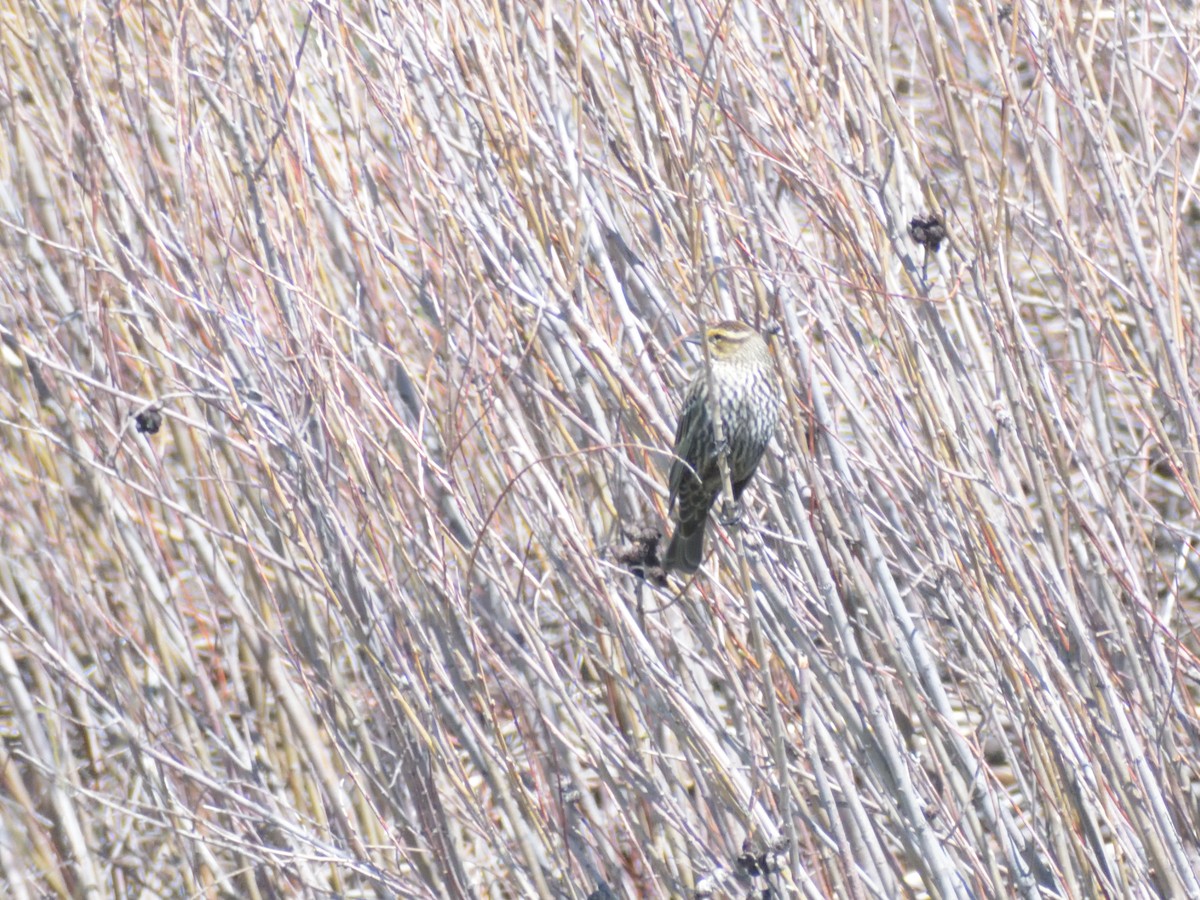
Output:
712,437,729,458
718,502,742,527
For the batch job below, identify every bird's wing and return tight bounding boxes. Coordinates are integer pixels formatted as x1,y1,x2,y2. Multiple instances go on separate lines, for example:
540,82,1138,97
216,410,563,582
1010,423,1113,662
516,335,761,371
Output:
667,384,710,511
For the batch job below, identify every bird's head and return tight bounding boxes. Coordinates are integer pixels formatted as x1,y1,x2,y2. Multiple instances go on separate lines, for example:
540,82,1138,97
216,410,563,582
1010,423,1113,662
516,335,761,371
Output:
686,320,769,362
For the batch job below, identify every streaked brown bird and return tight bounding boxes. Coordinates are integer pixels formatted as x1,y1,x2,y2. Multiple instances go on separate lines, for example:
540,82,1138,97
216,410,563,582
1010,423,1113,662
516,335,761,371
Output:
664,321,781,573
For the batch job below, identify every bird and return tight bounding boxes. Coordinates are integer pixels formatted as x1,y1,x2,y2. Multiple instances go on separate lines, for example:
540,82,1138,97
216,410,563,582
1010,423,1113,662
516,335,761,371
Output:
663,321,781,573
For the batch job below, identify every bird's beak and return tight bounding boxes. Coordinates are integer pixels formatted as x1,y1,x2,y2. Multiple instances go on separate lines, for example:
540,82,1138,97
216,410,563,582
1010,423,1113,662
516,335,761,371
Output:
683,331,703,346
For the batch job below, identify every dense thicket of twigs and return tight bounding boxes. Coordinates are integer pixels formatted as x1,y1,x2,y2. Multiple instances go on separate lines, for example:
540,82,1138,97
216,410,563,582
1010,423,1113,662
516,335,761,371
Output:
2,0,1200,897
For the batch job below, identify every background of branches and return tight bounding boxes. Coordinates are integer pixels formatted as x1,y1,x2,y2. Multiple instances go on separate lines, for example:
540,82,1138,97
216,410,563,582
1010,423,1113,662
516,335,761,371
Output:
2,0,1200,896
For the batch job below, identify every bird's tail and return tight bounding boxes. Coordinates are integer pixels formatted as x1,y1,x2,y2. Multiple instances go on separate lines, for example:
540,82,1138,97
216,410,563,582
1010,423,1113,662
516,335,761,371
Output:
663,520,706,574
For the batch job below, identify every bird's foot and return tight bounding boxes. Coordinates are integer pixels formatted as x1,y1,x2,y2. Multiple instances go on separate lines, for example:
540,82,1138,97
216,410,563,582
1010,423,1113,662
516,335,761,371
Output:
718,502,742,527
